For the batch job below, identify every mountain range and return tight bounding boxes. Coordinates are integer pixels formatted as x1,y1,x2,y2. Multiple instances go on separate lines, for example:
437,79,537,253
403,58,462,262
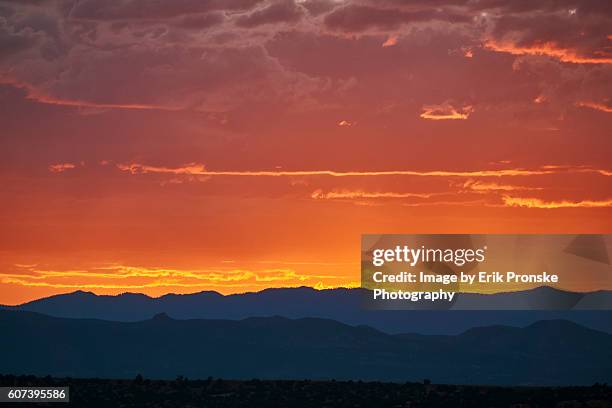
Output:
3,286,611,335
1,310,610,386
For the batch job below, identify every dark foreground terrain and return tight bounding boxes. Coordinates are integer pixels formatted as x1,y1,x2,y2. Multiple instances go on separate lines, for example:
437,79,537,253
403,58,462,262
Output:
2,310,611,385
0,375,610,408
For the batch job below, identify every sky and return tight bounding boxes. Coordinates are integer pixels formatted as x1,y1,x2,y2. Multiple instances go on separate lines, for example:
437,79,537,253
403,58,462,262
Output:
0,0,611,305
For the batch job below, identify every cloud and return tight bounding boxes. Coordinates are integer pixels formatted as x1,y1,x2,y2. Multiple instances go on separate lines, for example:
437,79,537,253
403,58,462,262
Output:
484,40,612,65
174,12,226,29
2,263,349,291
402,199,487,207
1,0,610,120
461,179,543,192
2,79,185,111
323,5,469,32
117,162,576,178
311,189,436,199
69,0,264,20
420,103,473,120
235,0,304,28
575,101,612,113
533,95,547,104
0,1,326,113
314,280,359,290
503,196,612,209
479,4,612,69
117,163,206,175
381,35,398,47
0,18,40,60
48,163,76,173
309,183,612,210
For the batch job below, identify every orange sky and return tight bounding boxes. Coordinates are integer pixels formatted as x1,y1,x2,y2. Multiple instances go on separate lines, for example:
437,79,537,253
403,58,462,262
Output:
0,0,611,305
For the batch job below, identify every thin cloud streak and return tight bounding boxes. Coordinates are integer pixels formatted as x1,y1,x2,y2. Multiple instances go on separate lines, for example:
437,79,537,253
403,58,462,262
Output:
116,163,612,178
117,163,559,177
402,199,488,207
314,281,360,290
462,180,543,192
0,278,307,290
311,190,438,199
48,163,76,173
484,40,612,65
420,103,473,120
503,196,612,209
2,79,184,112
575,101,612,113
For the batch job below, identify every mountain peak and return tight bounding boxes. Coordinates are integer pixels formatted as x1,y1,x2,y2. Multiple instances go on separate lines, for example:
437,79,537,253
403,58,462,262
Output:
151,312,172,321
526,319,584,331
72,290,96,296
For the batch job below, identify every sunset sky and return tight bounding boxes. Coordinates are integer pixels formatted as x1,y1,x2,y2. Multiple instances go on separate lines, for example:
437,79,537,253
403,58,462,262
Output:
0,0,611,305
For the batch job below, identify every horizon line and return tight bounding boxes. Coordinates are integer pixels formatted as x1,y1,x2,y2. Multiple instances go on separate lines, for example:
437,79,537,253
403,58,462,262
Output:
2,285,610,307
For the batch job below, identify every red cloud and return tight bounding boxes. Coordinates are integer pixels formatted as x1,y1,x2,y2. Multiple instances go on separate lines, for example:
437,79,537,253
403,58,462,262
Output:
575,101,612,113
485,40,612,65
48,163,77,173
420,103,473,120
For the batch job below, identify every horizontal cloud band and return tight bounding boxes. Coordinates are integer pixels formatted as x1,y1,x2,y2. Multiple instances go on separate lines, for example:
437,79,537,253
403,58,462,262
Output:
116,163,611,178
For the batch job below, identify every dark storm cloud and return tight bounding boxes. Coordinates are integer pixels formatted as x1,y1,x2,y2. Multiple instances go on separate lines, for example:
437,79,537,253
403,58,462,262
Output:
0,8,47,61
299,0,337,17
488,12,611,58
174,12,225,29
0,0,610,118
235,0,304,28
0,26,36,60
324,5,470,32
467,0,612,15
0,0,49,4
68,0,264,20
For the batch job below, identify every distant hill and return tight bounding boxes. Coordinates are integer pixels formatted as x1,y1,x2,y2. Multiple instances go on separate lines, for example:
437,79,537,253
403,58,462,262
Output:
453,286,612,309
2,287,612,335
1,310,611,386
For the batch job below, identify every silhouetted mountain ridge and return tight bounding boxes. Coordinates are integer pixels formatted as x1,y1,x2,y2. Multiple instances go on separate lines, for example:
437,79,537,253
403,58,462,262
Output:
2,286,611,335
1,310,610,386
